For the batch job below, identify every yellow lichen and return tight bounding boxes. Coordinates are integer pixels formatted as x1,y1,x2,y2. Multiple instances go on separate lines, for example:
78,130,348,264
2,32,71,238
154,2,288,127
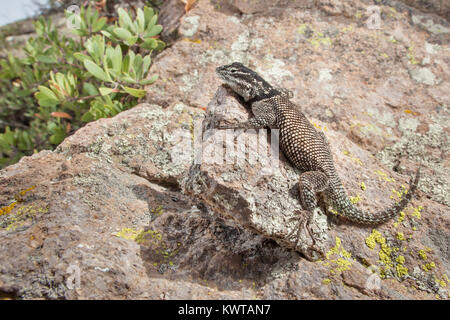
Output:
360,182,366,191
396,210,406,224
343,150,363,166
422,262,436,272
365,229,383,250
114,228,142,241
341,25,353,33
323,237,353,275
390,186,407,201
374,170,395,183
0,202,17,216
350,194,361,204
396,264,409,278
434,276,447,288
322,278,331,285
404,109,418,115
1,186,37,216
407,46,419,65
396,232,405,241
297,24,307,35
411,206,423,219
418,250,428,260
151,205,164,217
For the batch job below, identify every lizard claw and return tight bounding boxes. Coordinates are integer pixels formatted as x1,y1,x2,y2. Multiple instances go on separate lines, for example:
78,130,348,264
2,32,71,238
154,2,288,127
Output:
286,211,325,261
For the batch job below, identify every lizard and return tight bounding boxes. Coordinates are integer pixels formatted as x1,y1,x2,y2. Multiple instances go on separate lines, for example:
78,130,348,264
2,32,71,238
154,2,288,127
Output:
215,62,421,250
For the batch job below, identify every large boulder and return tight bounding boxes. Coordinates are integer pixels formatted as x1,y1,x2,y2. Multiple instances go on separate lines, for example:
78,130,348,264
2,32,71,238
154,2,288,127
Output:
0,0,448,299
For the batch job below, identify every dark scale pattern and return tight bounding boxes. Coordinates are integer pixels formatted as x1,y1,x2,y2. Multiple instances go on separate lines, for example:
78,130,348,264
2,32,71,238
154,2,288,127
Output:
216,62,420,225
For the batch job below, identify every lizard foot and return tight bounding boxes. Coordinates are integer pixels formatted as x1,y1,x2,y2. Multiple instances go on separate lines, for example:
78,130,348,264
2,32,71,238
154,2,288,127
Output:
286,210,325,261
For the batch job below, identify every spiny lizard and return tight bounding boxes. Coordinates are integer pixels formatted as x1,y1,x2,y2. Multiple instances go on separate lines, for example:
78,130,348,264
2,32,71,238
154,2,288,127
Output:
215,62,420,228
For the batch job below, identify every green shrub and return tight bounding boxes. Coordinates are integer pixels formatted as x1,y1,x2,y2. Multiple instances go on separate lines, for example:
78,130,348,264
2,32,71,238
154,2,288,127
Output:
0,3,165,168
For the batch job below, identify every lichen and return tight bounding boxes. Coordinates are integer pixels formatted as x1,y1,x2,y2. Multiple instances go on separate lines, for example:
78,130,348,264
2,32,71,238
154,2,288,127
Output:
360,182,366,191
396,232,405,241
321,237,353,275
418,250,428,260
374,170,395,183
349,194,361,204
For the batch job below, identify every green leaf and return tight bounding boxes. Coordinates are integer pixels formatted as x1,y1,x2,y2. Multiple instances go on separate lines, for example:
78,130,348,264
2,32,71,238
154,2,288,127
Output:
74,52,93,63
142,55,151,75
122,86,147,98
125,36,138,46
143,7,155,23
136,8,145,33
145,24,162,37
140,74,158,85
35,85,59,106
93,17,107,32
84,60,110,82
37,54,57,63
113,27,132,41
99,87,115,96
81,111,94,122
118,8,135,33
83,82,99,95
100,30,114,39
49,126,66,145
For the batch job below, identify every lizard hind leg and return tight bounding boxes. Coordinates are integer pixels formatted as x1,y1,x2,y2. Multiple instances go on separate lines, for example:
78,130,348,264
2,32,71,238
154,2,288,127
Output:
298,171,329,211
286,171,329,259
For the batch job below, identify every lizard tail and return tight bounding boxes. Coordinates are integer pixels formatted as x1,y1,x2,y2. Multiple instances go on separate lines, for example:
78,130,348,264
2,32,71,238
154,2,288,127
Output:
328,167,421,225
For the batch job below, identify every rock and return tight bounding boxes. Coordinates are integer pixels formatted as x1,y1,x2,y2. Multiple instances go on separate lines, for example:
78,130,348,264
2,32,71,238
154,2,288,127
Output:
1,0,449,300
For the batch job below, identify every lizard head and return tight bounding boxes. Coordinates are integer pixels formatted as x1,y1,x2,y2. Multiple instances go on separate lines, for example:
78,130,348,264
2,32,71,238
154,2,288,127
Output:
216,62,277,102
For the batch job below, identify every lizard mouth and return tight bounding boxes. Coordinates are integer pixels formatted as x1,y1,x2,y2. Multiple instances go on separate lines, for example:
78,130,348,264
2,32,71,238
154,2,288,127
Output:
215,66,226,79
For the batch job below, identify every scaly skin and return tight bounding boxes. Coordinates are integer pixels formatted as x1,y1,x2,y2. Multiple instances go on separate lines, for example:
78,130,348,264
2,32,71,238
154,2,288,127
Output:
216,62,420,225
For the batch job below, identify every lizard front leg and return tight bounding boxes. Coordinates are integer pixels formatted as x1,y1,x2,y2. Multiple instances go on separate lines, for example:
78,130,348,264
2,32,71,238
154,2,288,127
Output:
216,99,277,129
